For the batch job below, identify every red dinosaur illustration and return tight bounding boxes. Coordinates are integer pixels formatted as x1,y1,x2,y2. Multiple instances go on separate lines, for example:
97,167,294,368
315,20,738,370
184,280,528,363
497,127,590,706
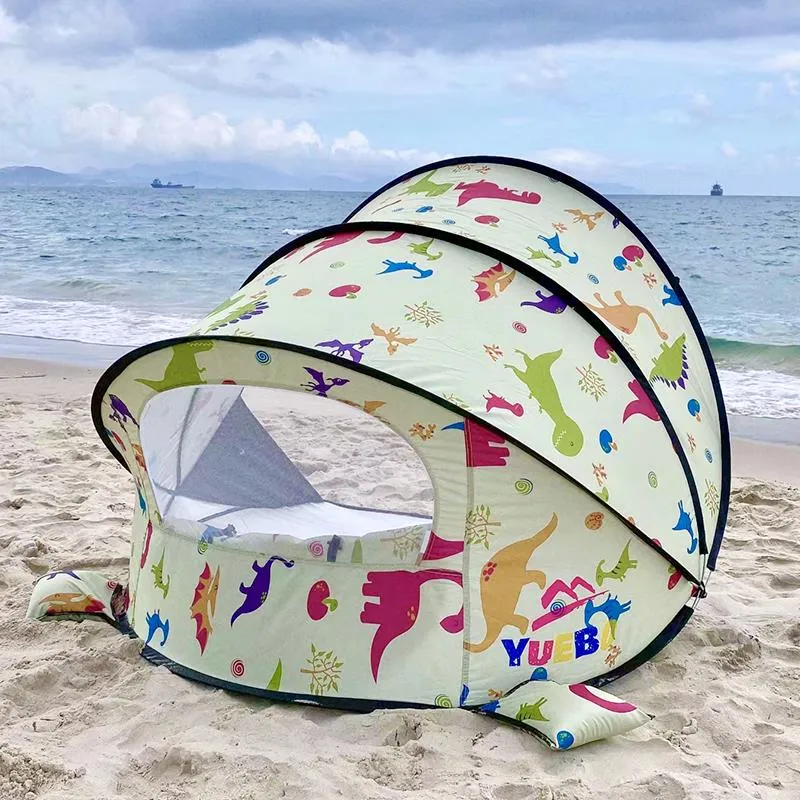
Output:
360,568,463,680
298,231,362,262
622,380,660,423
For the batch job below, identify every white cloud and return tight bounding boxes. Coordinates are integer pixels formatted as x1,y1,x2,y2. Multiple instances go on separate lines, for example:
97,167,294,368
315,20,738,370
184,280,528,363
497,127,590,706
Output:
532,147,607,171
0,5,22,43
689,91,712,117
763,51,800,71
59,94,446,174
721,141,739,158
784,72,799,95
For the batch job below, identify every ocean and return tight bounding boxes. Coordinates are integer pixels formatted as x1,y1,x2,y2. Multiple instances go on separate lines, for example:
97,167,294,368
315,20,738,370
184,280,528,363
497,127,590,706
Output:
1,187,798,420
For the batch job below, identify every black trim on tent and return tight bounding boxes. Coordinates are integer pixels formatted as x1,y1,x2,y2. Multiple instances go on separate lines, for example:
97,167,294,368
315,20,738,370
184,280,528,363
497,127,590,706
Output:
91,335,704,589
339,154,730,570
239,220,708,557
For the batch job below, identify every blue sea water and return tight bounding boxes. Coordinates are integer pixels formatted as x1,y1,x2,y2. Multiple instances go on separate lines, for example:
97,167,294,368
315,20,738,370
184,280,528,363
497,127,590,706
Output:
0,187,798,418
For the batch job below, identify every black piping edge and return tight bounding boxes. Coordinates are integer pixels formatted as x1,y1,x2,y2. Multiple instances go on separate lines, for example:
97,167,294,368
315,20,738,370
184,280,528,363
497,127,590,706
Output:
341,154,731,568
138,644,569,748
91,334,704,589
237,219,708,558
586,603,694,688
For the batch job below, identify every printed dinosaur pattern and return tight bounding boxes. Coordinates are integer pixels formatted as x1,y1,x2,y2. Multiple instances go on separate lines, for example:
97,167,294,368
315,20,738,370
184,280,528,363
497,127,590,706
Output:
361,568,463,680
80,159,721,748
230,556,295,626
136,341,215,392
649,334,690,389
466,513,559,653
505,350,584,456
585,291,669,340
595,542,638,585
42,592,106,616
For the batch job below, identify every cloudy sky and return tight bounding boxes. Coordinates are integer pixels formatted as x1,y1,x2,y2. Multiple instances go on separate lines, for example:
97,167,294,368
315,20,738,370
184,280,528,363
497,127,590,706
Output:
2,1,800,192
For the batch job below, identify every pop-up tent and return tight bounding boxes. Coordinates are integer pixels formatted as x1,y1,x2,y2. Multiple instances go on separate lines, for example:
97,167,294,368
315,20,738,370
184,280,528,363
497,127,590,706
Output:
28,156,729,750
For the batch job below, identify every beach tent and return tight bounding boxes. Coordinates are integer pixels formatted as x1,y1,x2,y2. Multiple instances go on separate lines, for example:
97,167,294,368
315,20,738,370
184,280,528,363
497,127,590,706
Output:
28,156,729,750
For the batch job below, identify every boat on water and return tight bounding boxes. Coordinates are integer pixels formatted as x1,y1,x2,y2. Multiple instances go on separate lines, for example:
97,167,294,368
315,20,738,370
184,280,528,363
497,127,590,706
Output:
151,178,195,189
710,183,723,196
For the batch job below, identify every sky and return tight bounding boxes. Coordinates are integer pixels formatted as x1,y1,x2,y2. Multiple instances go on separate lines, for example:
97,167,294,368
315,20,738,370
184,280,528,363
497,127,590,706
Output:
2,1,800,193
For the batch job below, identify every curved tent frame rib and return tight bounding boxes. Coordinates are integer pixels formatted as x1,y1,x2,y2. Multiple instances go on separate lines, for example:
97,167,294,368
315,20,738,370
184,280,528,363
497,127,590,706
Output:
239,220,709,560
339,154,730,570
91,334,704,590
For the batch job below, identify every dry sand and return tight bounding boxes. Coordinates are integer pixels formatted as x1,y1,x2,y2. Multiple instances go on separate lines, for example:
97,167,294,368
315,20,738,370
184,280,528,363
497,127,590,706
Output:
1,357,798,800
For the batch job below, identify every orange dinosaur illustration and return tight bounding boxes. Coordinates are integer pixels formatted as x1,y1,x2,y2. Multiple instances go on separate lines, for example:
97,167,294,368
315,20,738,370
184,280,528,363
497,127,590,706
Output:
190,562,220,654
585,291,669,340
465,513,559,653
564,208,604,230
42,592,106,615
472,262,516,301
370,323,418,355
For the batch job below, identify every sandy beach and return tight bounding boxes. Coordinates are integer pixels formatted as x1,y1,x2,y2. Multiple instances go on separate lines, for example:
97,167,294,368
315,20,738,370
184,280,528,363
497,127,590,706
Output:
1,354,798,800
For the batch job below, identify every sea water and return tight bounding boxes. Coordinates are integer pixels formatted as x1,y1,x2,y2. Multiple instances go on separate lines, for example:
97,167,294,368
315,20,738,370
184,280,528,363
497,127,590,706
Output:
0,187,798,419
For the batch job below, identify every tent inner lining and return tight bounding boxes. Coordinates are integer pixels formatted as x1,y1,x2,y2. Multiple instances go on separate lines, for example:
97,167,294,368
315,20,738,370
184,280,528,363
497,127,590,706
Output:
139,384,433,543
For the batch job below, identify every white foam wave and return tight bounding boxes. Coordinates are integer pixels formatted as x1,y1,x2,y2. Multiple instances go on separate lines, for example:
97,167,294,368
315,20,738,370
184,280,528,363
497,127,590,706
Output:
281,228,310,237
718,368,800,419
0,294,196,347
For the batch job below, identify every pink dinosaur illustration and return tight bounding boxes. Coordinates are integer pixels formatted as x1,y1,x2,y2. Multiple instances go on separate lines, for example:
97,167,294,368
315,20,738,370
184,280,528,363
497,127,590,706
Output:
360,568,463,680
622,380,660,423
465,419,510,467
455,179,542,208
366,231,405,244
484,391,524,417
298,231,362,263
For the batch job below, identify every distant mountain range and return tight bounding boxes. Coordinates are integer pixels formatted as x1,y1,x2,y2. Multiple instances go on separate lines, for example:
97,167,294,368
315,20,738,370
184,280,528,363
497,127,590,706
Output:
0,162,644,194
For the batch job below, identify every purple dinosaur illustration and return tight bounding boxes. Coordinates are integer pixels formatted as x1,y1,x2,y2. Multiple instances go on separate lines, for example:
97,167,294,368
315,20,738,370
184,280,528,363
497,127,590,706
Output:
520,291,568,314
376,259,433,280
301,367,350,397
109,394,138,428
315,338,374,363
230,556,295,626
454,179,542,207
360,568,463,681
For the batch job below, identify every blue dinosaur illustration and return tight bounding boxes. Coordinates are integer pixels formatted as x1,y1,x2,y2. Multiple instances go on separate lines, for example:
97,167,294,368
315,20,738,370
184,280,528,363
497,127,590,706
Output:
200,523,237,546
536,233,579,265
231,556,295,626
377,259,434,280
672,500,698,554
136,484,147,514
315,337,374,363
584,595,631,636
145,610,170,646
662,285,681,307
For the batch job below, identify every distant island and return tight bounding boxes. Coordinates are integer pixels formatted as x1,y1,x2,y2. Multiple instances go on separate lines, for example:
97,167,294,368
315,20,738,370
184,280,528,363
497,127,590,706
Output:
0,162,644,194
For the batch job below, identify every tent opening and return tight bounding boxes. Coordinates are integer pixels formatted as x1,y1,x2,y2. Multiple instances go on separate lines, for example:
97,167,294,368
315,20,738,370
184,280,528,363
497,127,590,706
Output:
138,384,435,544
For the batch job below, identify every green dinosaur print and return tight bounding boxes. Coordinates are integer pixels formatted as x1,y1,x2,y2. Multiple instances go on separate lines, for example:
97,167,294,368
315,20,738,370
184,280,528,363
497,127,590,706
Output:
151,550,170,598
526,247,562,268
515,697,549,723
136,341,215,392
505,349,584,456
649,333,689,390
206,291,269,332
408,238,443,261
401,171,454,197
595,541,638,586
206,292,246,319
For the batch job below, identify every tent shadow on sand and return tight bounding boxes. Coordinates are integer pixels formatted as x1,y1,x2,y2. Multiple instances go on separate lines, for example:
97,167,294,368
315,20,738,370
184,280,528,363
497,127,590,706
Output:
27,155,729,751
